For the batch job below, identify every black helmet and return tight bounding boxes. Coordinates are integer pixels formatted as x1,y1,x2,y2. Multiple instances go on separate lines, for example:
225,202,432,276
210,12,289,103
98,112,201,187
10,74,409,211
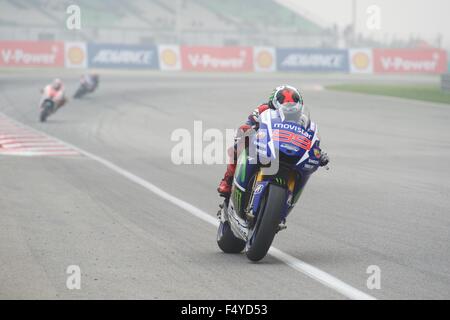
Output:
269,85,303,111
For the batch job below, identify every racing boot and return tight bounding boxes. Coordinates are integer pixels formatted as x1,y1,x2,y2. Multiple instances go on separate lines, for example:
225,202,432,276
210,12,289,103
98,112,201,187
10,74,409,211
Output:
217,163,236,197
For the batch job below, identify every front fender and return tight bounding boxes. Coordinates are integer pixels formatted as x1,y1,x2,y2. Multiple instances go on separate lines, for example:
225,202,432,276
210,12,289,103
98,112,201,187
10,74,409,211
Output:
252,181,290,220
251,181,270,215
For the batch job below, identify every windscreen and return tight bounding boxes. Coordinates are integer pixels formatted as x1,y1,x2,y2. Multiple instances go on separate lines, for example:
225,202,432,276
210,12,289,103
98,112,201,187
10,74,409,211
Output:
278,104,311,129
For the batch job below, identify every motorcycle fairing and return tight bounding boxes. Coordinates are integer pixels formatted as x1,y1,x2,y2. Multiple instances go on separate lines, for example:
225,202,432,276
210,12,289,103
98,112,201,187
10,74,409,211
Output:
233,148,258,192
227,108,322,241
257,109,315,163
247,109,321,220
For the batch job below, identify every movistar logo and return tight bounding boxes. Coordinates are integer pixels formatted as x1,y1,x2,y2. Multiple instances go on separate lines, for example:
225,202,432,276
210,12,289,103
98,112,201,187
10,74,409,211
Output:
273,123,312,139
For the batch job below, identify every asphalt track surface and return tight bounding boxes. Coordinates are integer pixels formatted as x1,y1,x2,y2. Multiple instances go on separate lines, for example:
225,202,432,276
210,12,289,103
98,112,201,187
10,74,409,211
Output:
0,70,449,299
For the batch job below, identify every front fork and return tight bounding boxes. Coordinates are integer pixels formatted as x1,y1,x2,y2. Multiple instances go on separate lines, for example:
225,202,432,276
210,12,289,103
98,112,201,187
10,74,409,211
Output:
218,164,304,237
246,169,299,230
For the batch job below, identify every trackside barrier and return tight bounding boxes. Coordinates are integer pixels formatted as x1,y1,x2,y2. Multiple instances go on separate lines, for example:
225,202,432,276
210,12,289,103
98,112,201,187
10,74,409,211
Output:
180,46,253,72
0,40,64,67
1,41,449,74
87,43,159,69
348,48,373,74
373,48,447,74
276,48,349,72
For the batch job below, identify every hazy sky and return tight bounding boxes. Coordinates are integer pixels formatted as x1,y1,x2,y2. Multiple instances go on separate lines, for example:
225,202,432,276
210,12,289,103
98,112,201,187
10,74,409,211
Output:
295,0,450,49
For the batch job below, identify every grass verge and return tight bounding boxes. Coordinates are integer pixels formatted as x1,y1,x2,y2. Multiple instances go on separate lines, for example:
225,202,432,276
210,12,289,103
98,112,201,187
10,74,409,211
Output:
327,83,450,105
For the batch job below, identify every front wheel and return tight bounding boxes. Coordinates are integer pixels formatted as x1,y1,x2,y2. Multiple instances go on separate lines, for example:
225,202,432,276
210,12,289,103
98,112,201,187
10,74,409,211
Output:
217,221,246,253
39,109,48,122
39,101,54,122
245,184,286,262
73,86,86,99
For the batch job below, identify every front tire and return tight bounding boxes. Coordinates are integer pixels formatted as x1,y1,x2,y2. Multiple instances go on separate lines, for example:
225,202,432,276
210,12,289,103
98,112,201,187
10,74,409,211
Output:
217,221,246,253
245,184,286,262
39,101,54,122
73,87,86,99
39,109,48,122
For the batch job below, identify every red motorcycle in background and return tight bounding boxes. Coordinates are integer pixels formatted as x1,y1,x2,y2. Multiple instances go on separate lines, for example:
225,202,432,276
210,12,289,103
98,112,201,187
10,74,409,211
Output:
39,80,66,122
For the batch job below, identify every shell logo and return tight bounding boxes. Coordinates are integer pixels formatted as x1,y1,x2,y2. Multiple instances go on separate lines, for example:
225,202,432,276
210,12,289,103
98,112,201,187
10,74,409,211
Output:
161,48,178,67
352,52,370,70
256,50,273,69
67,46,85,65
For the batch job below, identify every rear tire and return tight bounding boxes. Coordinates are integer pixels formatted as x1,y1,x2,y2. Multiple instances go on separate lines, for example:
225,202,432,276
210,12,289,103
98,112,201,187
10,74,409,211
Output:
217,221,246,254
245,184,286,262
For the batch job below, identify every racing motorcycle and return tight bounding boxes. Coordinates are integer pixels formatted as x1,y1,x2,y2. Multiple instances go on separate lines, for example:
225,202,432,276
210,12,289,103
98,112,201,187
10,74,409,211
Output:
39,98,55,122
73,76,98,99
217,105,325,261
39,87,61,122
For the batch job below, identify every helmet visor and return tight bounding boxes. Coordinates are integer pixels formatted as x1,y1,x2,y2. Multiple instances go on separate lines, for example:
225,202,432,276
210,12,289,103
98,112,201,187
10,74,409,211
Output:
278,102,302,122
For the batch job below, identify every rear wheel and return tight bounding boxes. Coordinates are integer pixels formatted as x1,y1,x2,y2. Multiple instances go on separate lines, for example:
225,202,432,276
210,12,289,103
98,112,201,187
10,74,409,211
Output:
245,184,286,262
217,221,246,253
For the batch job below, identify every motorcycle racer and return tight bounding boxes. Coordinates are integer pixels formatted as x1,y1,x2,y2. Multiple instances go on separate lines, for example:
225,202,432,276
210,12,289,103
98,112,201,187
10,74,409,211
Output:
73,73,99,99
217,85,329,197
80,73,99,92
41,78,67,110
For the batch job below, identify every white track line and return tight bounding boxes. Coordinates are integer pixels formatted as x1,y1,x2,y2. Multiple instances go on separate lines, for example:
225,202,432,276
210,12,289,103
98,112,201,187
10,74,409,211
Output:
1,112,376,300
